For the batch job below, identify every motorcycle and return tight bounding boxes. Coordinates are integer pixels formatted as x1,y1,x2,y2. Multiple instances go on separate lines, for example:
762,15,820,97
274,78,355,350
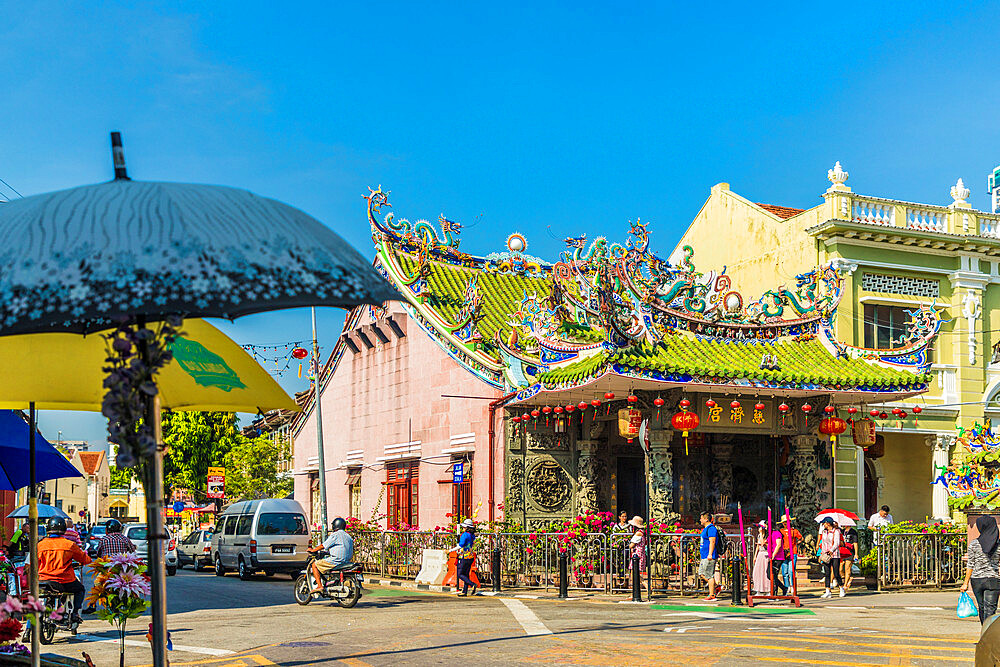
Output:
293,551,363,608
22,581,81,644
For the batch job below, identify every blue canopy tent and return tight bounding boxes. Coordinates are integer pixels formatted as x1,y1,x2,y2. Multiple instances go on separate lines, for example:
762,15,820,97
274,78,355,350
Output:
0,410,81,491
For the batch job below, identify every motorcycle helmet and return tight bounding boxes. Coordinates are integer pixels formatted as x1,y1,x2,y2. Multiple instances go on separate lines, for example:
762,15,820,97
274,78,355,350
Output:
46,516,67,536
105,519,123,534
331,517,347,532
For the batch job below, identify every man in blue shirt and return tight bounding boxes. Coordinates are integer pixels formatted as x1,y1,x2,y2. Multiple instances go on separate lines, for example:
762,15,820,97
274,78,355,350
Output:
699,512,720,601
455,519,477,596
309,517,354,594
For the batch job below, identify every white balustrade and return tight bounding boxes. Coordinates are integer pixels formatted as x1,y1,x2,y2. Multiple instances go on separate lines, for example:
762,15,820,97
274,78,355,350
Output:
906,207,947,232
852,198,895,226
980,214,1000,239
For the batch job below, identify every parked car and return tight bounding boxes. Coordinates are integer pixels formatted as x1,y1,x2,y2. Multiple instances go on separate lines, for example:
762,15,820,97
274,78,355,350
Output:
85,524,106,558
211,499,310,580
124,523,178,576
177,530,213,571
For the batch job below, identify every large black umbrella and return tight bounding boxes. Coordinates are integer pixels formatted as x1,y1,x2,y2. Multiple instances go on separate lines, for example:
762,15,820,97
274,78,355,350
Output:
0,133,397,666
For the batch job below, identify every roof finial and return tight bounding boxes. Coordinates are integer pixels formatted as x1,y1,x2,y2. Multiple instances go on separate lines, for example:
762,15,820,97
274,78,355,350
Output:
110,131,130,181
950,177,971,208
826,161,850,192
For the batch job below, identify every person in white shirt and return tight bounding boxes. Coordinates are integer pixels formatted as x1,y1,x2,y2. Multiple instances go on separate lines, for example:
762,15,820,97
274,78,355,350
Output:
867,505,893,529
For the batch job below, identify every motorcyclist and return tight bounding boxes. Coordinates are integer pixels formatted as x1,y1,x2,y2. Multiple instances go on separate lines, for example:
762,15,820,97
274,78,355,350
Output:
37,517,91,622
308,517,354,594
95,519,136,557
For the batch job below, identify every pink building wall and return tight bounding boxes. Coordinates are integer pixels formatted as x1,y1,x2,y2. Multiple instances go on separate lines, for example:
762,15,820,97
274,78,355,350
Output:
293,303,505,530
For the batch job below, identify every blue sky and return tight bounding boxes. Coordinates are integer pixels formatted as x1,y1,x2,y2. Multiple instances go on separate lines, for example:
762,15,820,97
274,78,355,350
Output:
2,1,998,446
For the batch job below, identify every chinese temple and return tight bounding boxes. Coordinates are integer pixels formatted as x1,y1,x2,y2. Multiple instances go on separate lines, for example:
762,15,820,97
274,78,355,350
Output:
292,188,943,535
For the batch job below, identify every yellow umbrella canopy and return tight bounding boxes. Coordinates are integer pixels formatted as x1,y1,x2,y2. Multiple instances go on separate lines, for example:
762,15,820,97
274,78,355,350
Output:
0,319,297,413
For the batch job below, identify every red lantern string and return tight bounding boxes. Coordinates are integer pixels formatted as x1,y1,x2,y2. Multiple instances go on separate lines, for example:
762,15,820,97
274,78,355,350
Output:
604,392,615,415
654,396,665,421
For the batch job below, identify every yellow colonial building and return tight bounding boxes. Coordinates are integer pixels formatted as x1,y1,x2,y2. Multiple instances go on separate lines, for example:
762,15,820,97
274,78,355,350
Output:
675,163,1000,522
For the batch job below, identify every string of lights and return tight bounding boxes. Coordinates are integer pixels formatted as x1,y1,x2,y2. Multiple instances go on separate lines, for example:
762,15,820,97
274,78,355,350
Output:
241,340,310,377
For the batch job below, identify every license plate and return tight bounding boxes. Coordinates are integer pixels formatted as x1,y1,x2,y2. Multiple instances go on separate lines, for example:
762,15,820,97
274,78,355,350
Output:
272,546,293,554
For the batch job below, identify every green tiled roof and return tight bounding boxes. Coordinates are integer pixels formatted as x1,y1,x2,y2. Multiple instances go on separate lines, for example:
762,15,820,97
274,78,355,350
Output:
541,336,929,389
395,252,547,351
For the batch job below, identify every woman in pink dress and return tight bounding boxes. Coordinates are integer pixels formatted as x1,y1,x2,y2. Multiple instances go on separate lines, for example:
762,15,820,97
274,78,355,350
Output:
751,522,770,595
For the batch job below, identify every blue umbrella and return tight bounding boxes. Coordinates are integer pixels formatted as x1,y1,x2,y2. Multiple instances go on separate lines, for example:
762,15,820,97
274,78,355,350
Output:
6,503,72,521
0,410,81,490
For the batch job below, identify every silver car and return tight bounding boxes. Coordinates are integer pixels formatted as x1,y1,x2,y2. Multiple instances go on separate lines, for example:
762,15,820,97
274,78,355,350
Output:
211,499,311,580
124,523,179,576
177,529,213,571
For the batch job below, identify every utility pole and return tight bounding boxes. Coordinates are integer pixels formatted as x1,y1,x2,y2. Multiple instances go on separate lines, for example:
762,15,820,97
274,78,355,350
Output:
312,307,329,542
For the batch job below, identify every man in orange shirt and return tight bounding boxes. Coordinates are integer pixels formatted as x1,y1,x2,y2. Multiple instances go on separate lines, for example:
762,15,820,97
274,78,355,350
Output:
37,517,91,621
778,521,803,593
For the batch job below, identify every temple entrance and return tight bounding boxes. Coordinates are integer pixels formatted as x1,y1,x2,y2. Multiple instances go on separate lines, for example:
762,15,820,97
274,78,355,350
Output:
670,432,785,523
616,456,647,519
864,458,878,519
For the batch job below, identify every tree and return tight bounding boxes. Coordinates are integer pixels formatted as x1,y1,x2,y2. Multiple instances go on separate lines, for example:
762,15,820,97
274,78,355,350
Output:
223,435,293,501
161,412,244,499
110,466,133,489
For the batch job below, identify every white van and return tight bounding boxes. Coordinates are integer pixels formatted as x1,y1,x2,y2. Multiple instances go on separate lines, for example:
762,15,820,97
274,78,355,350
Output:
210,499,311,580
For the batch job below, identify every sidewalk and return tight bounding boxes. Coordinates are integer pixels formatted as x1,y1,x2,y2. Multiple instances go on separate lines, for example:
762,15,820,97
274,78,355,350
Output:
364,576,963,609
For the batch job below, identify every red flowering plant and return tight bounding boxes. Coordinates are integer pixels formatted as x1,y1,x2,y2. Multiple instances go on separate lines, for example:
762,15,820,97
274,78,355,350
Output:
87,552,152,667
0,595,46,658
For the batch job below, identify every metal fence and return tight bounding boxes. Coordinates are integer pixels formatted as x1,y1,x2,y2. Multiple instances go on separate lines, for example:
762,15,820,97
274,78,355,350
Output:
351,529,741,595
876,532,967,591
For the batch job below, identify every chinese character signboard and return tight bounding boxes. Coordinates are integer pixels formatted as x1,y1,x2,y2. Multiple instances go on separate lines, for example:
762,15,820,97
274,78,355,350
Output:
696,398,774,433
206,467,225,499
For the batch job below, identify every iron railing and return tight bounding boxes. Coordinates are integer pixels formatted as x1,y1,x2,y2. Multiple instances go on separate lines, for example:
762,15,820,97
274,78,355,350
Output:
876,532,967,590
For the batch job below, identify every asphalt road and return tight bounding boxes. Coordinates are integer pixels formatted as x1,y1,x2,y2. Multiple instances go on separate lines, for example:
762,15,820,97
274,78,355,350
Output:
41,567,982,666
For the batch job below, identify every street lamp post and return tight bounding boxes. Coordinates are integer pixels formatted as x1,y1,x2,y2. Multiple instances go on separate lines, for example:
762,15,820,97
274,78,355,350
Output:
311,307,329,542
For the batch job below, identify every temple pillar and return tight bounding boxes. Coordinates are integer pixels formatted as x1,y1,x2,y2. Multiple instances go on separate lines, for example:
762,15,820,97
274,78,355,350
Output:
576,439,600,515
648,431,679,523
928,434,954,521
790,435,820,539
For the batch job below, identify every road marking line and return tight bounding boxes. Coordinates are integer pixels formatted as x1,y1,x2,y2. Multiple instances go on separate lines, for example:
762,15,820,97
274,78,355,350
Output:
904,606,944,610
675,631,972,652
676,639,970,662
75,633,235,656
499,598,553,636
338,658,374,667
514,594,540,599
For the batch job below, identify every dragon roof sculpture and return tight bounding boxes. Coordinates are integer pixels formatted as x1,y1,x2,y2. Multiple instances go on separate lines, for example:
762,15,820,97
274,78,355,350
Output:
366,186,942,399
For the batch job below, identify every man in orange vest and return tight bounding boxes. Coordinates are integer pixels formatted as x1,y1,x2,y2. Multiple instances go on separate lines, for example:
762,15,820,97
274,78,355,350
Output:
37,517,91,622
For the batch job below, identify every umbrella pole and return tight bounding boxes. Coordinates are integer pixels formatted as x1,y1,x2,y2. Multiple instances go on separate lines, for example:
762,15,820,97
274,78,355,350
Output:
28,402,40,667
143,394,168,667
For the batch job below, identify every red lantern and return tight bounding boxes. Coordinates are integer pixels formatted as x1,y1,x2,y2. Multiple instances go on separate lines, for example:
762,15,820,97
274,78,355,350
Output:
819,416,847,449
870,409,880,417
565,404,575,413
578,401,588,411
891,407,902,416
801,403,812,413
880,411,888,419
655,397,666,407
706,399,717,408
913,406,922,414
591,398,602,408
671,410,700,455
824,405,836,414
678,398,689,409
754,402,766,411
627,395,638,404
512,416,521,424
530,409,540,419
604,392,615,400
730,400,741,409
847,407,858,415
542,406,552,414
291,346,309,360
554,406,564,414
778,402,790,413
898,411,907,419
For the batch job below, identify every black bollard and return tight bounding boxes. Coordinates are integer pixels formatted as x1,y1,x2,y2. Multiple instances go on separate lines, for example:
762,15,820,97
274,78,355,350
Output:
492,546,502,593
731,552,742,605
631,555,641,602
558,552,569,599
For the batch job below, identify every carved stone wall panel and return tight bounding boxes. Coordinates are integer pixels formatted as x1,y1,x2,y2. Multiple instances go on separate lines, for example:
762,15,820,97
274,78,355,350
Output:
790,435,821,542
506,456,525,514
649,446,679,523
526,430,568,451
576,454,600,515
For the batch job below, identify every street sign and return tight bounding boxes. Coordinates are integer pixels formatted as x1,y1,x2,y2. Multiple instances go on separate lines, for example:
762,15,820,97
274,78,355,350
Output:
452,462,464,484
207,467,225,499
78,510,85,518
172,501,185,514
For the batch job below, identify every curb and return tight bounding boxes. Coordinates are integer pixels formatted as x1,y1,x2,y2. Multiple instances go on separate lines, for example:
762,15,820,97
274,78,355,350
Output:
365,577,457,593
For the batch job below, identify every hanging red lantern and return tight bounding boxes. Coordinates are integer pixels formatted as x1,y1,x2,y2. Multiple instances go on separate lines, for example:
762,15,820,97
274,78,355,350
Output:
913,406,922,414
824,405,836,414
678,398,690,409
819,416,847,439
706,399,717,408
591,398,602,409
730,400,741,409
870,409,880,417
671,410,700,455
847,407,858,415
627,395,638,404
778,402,790,413
578,401,588,411
654,396,666,421
565,404,576,413
542,406,552,414
531,409,540,419
891,407,902,416
852,418,877,447
291,346,309,360
604,392,615,401
879,411,888,419
801,403,812,413
554,406,564,414
754,402,766,411
898,410,907,419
